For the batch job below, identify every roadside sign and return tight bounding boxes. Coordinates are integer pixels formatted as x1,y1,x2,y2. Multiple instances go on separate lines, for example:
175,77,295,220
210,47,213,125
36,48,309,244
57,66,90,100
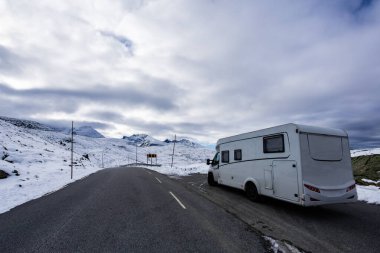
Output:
147,154,158,164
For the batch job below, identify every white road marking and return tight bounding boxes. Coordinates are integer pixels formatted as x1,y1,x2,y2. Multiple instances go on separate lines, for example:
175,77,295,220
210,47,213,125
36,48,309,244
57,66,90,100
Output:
155,177,162,184
169,191,187,209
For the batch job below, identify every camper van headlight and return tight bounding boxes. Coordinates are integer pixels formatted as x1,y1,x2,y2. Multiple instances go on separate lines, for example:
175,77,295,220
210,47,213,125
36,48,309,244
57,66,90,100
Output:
346,184,356,192
304,184,320,193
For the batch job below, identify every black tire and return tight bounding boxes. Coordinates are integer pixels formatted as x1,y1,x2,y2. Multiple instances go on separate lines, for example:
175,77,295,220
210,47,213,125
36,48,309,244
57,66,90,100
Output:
208,173,217,186
245,182,260,202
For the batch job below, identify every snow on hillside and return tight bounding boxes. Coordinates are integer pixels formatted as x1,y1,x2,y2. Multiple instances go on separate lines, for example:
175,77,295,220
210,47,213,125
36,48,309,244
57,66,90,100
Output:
122,134,165,147
61,126,105,138
164,138,203,148
0,115,105,138
0,119,214,214
0,116,54,131
351,148,380,157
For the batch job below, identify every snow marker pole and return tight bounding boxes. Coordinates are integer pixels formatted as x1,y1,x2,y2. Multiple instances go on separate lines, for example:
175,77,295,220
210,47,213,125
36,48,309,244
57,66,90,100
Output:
71,121,74,179
171,134,176,168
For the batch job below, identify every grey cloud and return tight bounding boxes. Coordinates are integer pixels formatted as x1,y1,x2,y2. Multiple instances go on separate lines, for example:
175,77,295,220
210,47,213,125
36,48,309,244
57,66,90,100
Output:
99,30,133,55
119,0,148,11
87,111,126,123
85,109,226,140
118,117,175,136
40,119,112,131
329,118,380,148
118,117,227,140
0,45,22,74
1,1,380,147
0,94,79,116
0,82,178,112
353,0,375,13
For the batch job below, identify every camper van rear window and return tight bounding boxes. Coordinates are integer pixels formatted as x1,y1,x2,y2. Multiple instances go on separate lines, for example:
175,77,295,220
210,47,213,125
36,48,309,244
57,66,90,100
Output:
234,149,242,160
221,150,230,163
263,135,284,153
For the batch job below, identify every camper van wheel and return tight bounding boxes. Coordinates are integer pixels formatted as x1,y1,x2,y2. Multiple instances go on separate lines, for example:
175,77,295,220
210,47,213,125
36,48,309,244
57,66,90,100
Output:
245,182,260,202
208,173,217,186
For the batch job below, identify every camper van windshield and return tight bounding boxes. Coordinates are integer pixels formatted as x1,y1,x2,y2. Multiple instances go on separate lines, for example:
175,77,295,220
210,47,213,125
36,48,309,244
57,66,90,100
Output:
212,152,220,165
307,134,343,161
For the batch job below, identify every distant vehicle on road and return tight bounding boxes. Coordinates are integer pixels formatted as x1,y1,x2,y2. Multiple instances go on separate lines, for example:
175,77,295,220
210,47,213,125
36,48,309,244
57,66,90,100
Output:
207,123,357,206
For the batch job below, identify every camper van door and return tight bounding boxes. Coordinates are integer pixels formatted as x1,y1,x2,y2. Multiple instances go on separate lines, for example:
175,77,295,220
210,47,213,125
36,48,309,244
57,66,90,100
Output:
272,160,299,202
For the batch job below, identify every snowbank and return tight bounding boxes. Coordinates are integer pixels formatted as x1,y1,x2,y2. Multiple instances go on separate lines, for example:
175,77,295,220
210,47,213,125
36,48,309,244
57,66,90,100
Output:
357,185,380,204
351,148,380,157
144,163,209,177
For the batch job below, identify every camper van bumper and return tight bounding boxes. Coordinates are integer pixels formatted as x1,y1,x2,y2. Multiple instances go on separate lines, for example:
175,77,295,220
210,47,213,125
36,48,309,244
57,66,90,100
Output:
302,191,358,206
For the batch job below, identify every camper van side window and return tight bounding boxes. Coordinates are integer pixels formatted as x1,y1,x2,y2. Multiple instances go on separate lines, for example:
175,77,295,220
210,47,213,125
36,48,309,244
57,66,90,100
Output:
263,134,284,153
234,149,242,160
221,150,229,163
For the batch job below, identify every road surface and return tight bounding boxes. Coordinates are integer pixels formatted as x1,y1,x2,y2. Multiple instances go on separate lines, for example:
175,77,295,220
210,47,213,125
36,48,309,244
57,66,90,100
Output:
0,167,267,253
177,173,380,253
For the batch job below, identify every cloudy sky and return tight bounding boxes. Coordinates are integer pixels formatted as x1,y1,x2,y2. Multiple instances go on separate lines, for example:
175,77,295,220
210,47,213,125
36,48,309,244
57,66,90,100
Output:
0,0,379,148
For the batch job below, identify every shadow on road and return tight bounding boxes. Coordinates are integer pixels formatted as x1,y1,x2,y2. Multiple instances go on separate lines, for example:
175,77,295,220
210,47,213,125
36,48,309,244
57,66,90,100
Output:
175,173,380,253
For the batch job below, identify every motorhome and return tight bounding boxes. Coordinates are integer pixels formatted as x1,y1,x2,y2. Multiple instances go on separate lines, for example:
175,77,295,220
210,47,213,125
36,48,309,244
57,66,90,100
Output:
207,123,357,206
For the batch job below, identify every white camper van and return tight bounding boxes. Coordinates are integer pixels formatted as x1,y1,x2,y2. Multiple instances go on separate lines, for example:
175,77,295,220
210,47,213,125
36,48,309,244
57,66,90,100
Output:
207,123,357,206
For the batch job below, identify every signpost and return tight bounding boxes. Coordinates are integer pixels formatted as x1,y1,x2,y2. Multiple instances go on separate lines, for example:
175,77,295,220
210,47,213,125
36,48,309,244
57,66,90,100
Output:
147,154,157,165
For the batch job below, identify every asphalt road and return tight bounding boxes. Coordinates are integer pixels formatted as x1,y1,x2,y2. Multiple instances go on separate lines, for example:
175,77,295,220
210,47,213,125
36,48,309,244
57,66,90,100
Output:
178,174,380,253
0,167,267,253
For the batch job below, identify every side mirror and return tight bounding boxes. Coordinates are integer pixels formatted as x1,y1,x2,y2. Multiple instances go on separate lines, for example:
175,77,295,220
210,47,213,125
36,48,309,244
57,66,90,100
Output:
206,159,211,165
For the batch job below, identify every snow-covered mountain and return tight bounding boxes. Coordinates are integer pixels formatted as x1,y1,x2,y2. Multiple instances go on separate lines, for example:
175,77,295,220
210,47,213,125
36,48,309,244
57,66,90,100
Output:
0,116,104,138
61,126,105,138
122,134,205,148
123,134,165,147
164,138,203,148
0,117,214,213
0,116,54,131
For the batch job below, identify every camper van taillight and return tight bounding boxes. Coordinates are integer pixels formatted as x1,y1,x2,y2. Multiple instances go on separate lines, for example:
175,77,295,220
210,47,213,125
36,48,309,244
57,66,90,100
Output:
346,184,356,192
304,184,320,193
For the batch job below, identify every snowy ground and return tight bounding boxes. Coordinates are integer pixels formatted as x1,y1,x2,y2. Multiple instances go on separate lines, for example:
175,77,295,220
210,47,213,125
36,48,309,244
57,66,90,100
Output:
356,185,380,204
0,120,213,214
1,119,380,214
264,236,303,253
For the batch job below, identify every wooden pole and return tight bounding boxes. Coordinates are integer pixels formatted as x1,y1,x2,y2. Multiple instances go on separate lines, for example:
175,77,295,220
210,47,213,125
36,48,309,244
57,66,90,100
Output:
71,121,74,179
102,150,104,168
171,134,176,168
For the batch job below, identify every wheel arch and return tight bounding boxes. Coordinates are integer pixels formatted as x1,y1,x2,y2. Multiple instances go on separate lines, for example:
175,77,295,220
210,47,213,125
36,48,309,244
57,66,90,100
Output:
243,178,260,194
